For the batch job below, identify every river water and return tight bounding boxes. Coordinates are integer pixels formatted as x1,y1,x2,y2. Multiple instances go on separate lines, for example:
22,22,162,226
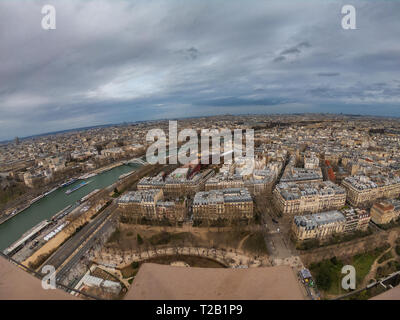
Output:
0,164,141,251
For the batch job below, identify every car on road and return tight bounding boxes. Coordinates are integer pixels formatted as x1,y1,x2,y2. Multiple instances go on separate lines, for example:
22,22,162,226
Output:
272,218,279,224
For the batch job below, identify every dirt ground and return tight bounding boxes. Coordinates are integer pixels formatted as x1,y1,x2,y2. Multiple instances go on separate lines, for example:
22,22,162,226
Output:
106,223,259,254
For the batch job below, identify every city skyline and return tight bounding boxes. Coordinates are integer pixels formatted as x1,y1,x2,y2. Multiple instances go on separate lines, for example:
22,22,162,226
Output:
1,0,400,140
2,112,399,144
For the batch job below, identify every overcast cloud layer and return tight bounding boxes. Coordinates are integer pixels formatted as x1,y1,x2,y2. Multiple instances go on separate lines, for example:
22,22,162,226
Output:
0,0,399,140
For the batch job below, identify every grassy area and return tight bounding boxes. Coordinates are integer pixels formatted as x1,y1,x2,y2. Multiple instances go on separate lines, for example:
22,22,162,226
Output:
309,257,344,295
376,260,400,278
309,244,391,296
378,251,393,264
352,252,380,284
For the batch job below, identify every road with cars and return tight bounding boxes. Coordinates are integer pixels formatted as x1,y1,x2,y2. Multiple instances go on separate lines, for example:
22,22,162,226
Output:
43,202,117,278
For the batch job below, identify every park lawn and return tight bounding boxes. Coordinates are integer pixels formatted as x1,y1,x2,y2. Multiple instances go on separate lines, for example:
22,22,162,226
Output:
309,258,345,296
351,245,389,285
378,251,393,264
310,245,391,297
351,253,378,285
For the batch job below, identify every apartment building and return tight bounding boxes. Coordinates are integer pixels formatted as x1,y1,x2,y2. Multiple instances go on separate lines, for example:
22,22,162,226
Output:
292,207,371,241
370,199,400,225
117,189,186,223
192,188,253,223
342,174,400,207
342,207,371,233
137,167,214,196
205,168,275,195
273,181,346,215
292,210,346,241
304,154,320,169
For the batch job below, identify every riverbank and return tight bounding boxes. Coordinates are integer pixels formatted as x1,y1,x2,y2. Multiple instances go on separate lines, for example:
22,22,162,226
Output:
0,162,130,227
0,163,141,251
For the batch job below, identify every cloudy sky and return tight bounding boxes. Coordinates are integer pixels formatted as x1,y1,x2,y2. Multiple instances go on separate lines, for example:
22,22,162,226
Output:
0,0,399,140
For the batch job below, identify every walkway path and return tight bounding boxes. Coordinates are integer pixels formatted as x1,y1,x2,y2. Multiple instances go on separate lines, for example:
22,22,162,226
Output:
361,232,399,287
93,246,269,270
237,234,250,251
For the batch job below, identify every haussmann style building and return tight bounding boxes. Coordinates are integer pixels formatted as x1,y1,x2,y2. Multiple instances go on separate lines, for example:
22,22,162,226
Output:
118,189,186,223
273,181,346,215
341,174,400,207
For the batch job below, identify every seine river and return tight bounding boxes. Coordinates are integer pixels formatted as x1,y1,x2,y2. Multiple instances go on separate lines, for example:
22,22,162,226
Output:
0,164,141,251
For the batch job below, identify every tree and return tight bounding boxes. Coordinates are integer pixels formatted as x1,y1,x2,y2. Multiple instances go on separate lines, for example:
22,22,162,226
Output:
316,269,332,291
137,233,144,245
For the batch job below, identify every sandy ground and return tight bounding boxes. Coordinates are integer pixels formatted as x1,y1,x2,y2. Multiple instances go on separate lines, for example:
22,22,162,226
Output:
125,263,305,300
371,284,400,300
0,256,76,300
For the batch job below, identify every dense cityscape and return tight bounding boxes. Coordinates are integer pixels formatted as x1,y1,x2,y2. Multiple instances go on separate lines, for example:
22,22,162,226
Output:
1,0,400,309
1,113,400,300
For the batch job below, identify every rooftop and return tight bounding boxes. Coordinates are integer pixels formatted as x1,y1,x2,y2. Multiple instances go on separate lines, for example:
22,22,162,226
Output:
276,180,346,200
294,210,346,229
118,189,161,203
193,188,252,205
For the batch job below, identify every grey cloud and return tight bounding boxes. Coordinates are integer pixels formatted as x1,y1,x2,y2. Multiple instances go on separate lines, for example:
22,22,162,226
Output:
195,97,294,107
0,0,399,140
274,41,312,63
280,41,311,55
176,47,200,60
273,56,286,63
317,72,340,77
281,47,301,55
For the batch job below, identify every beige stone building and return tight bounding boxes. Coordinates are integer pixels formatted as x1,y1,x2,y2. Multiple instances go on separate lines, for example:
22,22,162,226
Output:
118,189,186,223
341,175,400,207
137,167,214,197
342,207,371,233
192,188,253,223
23,171,45,188
204,169,275,195
370,199,400,225
292,207,371,241
292,211,346,241
273,181,346,215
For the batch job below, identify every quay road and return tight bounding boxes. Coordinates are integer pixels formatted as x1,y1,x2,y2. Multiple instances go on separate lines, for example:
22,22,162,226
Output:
43,202,117,277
